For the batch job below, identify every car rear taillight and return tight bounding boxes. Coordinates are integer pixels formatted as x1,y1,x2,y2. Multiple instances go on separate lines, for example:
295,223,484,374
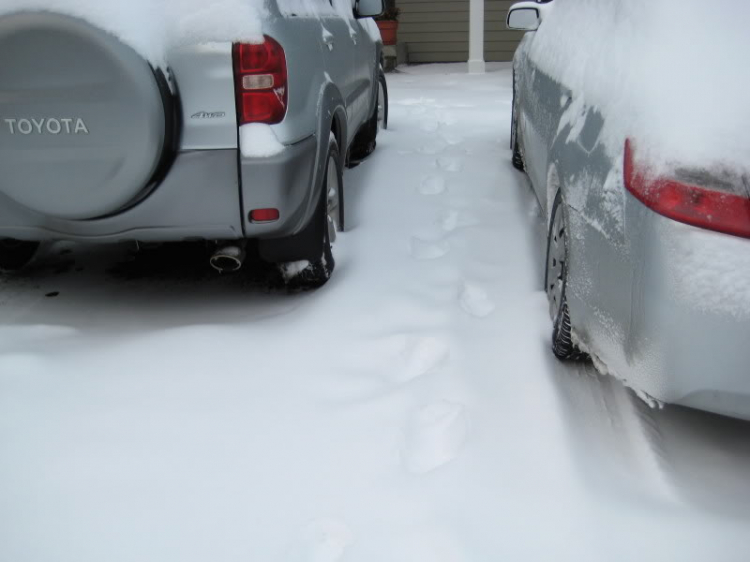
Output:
624,139,750,239
233,38,287,125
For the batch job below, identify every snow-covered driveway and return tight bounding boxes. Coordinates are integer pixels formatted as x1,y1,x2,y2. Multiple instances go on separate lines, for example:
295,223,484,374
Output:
1,63,749,562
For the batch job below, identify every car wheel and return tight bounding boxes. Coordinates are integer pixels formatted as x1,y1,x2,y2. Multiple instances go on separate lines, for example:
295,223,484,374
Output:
0,239,39,271
286,136,341,290
512,136,525,172
510,71,517,151
545,191,586,360
348,69,387,165
377,70,388,131
510,72,525,172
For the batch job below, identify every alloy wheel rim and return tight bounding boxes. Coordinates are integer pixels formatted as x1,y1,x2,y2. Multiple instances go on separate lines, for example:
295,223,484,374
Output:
547,209,566,321
326,154,339,243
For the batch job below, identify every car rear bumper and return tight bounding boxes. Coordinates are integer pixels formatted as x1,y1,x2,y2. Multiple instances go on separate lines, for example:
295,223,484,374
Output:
0,149,244,242
625,193,750,419
239,134,319,239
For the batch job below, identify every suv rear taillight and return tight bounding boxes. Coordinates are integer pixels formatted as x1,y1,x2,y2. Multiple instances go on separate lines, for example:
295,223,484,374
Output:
233,38,287,125
624,139,750,239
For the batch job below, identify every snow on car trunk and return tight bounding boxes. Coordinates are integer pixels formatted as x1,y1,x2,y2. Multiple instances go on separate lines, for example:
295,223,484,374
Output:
1,64,749,562
528,0,750,174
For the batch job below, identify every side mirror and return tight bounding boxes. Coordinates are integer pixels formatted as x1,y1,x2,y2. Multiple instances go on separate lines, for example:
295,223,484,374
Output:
506,2,541,31
355,0,385,18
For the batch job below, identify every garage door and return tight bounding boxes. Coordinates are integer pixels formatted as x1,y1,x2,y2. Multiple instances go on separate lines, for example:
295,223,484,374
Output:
398,0,525,63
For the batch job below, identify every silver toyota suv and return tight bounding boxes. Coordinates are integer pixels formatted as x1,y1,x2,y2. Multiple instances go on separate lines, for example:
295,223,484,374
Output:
0,0,386,288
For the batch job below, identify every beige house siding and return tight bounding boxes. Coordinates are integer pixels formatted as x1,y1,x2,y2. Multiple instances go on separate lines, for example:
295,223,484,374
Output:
398,0,525,63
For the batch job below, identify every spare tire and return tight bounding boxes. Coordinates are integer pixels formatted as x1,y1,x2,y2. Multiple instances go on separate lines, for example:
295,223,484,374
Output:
0,12,175,220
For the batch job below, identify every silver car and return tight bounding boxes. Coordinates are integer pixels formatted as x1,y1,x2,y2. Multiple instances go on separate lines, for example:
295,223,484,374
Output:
508,1,750,419
0,0,386,288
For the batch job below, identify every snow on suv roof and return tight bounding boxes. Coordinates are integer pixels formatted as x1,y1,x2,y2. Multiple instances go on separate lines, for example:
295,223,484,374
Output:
0,0,268,63
0,0,356,65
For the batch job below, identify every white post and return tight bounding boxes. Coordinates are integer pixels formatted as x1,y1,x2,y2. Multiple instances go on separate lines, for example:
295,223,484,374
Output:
468,0,485,73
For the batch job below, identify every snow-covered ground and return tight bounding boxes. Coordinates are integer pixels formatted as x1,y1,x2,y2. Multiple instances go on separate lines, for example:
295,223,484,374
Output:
2,63,750,562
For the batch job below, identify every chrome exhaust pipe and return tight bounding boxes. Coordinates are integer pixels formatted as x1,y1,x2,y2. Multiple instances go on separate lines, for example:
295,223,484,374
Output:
209,243,246,273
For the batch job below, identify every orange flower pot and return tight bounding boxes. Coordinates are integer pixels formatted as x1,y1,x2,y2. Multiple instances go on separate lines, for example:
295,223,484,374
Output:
376,20,399,46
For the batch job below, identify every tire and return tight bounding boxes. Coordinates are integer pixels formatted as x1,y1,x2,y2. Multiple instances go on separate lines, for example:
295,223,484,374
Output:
512,136,525,172
0,239,39,271
510,71,525,172
0,12,176,219
378,70,389,131
348,68,387,164
510,72,517,151
545,191,587,361
282,136,342,290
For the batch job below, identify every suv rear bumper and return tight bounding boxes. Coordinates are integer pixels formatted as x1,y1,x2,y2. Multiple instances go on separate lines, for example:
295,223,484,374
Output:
0,135,319,243
239,134,319,239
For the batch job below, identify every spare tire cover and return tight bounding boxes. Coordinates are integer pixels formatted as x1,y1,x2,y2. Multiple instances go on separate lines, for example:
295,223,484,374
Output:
0,13,168,220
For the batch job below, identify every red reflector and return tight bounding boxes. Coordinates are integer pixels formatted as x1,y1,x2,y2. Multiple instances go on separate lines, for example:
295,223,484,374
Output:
233,38,287,125
240,91,286,124
250,208,280,222
624,139,750,239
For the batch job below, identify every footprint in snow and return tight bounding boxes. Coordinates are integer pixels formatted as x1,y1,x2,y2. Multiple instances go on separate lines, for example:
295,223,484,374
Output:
459,282,496,318
409,105,429,116
440,133,464,146
418,175,446,195
398,336,450,383
438,210,480,233
409,237,449,261
402,400,469,474
288,518,354,562
417,142,446,155
419,119,440,133
435,156,463,172
436,112,458,127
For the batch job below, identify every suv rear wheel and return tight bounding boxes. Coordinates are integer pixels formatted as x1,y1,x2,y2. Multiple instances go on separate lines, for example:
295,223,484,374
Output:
377,71,389,131
280,135,342,290
348,68,387,165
